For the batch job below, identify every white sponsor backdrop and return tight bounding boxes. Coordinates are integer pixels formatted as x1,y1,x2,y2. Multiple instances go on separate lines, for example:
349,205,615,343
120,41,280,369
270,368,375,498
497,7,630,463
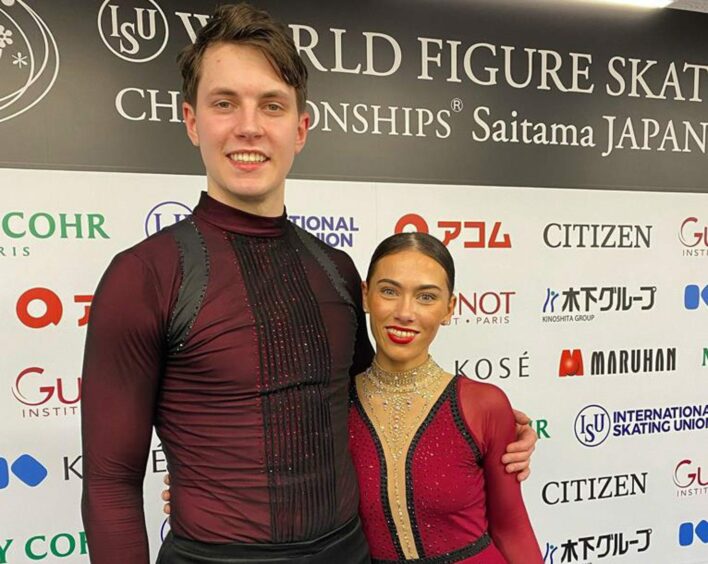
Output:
1,167,707,563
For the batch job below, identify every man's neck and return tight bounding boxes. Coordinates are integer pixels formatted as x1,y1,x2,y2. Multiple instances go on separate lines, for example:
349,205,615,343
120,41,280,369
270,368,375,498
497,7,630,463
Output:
207,188,285,218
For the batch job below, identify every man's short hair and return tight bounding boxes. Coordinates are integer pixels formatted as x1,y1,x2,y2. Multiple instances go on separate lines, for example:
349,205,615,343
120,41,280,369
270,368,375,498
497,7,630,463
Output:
178,3,308,113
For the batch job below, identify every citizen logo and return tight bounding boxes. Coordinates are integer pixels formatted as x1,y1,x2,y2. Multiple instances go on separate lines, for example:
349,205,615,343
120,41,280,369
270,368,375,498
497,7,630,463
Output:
543,223,652,248
98,0,169,63
541,472,647,505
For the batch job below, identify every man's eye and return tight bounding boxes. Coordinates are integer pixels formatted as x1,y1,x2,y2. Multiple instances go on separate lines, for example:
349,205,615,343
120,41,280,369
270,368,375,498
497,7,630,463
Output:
215,100,231,109
265,103,283,112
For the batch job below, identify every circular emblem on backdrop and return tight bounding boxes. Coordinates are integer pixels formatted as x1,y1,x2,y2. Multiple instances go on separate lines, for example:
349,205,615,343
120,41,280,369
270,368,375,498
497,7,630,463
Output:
97,0,169,63
144,201,193,237
574,404,611,447
0,0,59,123
160,517,170,541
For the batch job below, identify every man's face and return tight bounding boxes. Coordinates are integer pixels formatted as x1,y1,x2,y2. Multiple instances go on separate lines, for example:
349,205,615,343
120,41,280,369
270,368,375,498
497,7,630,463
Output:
183,43,309,215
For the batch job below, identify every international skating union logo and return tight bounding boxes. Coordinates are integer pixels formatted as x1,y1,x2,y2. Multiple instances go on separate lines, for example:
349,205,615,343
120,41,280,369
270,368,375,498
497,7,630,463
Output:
0,0,59,123
97,0,169,63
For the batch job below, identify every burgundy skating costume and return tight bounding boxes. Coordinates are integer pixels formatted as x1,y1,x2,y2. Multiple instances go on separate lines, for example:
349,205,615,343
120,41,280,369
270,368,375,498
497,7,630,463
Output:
349,373,542,563
81,193,373,562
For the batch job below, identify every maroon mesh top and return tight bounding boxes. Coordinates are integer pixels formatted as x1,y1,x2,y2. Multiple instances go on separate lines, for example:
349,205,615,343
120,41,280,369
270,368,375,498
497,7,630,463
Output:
81,192,374,563
349,377,542,563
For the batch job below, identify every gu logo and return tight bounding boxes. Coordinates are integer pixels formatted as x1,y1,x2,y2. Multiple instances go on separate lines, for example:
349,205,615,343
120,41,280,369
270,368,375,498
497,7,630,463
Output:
144,201,192,236
559,349,584,377
98,0,169,63
574,404,611,447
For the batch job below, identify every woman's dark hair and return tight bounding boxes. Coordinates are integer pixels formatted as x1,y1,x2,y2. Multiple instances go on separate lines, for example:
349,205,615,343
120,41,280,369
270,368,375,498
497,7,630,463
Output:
366,232,455,294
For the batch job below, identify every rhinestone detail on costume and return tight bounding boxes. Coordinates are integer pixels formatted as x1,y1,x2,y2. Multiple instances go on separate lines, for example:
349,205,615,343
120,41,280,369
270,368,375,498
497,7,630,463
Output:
360,356,447,558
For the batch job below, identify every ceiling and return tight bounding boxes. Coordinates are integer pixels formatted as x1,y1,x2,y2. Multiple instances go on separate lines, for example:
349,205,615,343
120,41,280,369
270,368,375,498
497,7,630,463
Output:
668,0,708,12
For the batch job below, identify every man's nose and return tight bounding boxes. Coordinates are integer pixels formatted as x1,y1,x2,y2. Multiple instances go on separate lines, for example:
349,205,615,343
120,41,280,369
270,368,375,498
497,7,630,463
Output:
234,106,263,139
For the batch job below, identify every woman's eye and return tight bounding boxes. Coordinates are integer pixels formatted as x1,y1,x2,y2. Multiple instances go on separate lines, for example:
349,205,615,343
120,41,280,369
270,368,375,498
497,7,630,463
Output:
418,293,436,303
381,287,397,296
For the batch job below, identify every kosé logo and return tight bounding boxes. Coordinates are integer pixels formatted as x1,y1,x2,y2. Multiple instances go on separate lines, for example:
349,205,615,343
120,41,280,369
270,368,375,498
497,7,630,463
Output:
145,201,192,236
98,0,169,63
574,404,610,447
0,0,59,123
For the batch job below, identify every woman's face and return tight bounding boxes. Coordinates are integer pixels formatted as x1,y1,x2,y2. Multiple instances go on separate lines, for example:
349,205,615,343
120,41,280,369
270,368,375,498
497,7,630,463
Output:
363,249,456,372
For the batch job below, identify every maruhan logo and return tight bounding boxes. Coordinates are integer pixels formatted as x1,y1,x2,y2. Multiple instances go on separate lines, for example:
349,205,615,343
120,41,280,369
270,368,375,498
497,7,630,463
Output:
98,0,169,63
0,0,59,123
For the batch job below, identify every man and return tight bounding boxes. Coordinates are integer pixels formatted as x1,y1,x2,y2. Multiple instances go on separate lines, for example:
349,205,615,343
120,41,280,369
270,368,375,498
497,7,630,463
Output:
81,4,536,563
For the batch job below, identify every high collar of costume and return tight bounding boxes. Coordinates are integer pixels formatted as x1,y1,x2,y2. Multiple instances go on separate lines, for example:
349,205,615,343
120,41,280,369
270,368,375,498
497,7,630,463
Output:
193,192,288,237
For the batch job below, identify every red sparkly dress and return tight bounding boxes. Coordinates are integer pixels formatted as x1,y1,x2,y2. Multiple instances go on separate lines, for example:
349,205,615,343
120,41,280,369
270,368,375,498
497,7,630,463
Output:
349,366,542,564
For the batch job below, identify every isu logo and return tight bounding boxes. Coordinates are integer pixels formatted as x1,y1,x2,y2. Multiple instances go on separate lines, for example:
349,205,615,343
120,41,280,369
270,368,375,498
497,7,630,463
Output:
98,0,169,63
0,0,59,123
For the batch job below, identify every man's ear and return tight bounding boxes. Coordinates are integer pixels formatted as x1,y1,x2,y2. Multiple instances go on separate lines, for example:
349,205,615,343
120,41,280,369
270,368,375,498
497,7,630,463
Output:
183,102,199,147
294,111,310,154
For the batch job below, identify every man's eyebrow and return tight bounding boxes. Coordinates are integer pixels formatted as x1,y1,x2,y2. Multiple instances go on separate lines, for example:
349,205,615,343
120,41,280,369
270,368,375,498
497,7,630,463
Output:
261,89,290,99
203,88,290,100
205,87,238,97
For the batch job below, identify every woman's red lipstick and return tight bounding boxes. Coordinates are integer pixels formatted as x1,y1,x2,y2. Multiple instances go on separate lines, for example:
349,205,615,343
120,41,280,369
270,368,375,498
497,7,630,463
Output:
385,326,418,345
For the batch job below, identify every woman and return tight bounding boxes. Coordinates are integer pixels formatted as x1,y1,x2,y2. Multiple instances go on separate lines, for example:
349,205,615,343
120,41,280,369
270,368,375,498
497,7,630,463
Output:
163,232,541,563
349,232,542,563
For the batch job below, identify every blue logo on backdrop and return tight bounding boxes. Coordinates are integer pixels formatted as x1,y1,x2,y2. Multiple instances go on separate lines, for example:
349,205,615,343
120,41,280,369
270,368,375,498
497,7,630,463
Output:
575,404,708,447
0,454,48,489
542,542,558,563
574,404,611,447
684,285,708,310
145,202,193,236
543,289,559,313
289,214,360,249
679,520,708,546
160,517,171,541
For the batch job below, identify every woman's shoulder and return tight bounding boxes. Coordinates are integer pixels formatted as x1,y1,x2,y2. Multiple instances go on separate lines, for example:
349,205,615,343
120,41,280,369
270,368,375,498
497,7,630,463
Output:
455,376,513,415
